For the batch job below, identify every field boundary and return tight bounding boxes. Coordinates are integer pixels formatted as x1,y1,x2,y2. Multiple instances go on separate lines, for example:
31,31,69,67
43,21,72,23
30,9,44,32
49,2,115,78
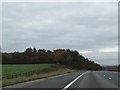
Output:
2,68,52,80
2,64,54,80
3,69,74,88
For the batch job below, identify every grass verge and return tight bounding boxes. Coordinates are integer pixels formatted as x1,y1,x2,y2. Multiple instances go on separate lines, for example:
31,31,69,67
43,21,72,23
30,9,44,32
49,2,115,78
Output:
2,66,75,87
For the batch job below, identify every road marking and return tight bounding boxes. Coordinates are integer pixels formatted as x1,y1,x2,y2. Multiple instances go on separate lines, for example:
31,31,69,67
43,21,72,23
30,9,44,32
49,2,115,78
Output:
104,75,105,77
62,71,88,90
109,77,112,80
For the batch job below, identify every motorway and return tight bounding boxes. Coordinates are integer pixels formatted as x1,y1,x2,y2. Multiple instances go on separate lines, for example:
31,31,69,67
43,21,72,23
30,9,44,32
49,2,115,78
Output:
22,71,119,89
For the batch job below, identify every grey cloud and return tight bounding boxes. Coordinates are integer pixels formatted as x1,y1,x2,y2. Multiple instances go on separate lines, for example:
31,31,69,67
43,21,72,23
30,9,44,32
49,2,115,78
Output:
82,52,118,66
2,2,118,65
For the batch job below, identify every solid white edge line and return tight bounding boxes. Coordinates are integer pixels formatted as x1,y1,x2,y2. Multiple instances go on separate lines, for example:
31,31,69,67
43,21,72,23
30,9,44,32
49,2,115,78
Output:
62,71,88,90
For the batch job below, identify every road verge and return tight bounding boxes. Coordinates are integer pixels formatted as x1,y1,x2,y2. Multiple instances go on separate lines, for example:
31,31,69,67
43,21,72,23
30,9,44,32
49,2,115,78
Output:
2,67,75,87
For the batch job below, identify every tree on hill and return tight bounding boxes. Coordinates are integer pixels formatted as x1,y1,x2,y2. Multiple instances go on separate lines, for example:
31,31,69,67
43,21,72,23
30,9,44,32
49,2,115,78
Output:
2,48,102,70
24,48,33,56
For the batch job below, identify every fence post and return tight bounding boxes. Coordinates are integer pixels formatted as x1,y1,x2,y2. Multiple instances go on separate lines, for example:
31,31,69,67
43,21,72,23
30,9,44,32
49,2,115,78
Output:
6,75,9,79
11,75,13,78
15,74,17,78
22,72,24,76
26,72,28,76
19,73,21,77
2,76,5,80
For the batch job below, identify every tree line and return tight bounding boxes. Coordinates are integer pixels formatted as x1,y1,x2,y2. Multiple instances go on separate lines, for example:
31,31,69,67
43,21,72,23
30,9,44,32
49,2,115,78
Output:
2,48,102,70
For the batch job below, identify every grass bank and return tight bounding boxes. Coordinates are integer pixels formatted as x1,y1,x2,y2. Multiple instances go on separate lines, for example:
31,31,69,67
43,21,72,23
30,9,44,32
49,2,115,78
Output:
2,64,74,87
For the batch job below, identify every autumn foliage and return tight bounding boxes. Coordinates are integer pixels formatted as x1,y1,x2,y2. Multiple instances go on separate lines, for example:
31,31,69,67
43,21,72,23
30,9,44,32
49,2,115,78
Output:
2,48,102,70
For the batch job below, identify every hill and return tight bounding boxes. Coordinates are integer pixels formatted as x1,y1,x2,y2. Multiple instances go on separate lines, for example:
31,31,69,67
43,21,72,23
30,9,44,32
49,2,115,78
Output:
2,48,102,70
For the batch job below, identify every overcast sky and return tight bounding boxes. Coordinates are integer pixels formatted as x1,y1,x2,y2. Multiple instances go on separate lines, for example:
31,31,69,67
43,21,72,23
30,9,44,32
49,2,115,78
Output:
2,2,118,65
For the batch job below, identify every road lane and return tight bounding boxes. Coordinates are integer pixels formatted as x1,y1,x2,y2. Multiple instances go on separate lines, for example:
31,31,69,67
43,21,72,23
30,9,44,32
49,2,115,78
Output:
4,70,118,90
95,71,119,86
69,71,118,88
24,71,119,89
62,71,88,90
24,71,85,88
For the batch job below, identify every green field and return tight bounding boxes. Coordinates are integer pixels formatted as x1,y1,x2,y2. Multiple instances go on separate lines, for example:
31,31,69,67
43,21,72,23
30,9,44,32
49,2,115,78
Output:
2,64,53,76
2,64,74,87
2,68,74,87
